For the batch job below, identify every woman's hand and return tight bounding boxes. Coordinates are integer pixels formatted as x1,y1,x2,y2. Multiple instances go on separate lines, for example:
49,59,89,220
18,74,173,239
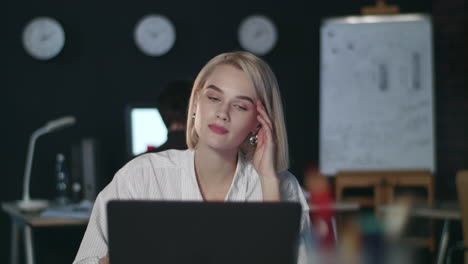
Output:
252,100,280,201
99,254,109,264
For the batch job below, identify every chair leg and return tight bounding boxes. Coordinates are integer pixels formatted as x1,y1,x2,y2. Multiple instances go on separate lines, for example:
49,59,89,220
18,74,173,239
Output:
437,220,451,264
445,241,468,264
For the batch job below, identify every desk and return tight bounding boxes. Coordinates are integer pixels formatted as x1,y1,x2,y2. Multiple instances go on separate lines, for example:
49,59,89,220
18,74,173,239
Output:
309,201,360,243
336,170,435,251
380,201,460,264
309,201,360,212
412,202,461,264
1,202,89,264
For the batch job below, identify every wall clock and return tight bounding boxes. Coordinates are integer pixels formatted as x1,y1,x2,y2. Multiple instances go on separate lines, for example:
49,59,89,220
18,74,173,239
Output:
22,17,65,60
134,14,176,56
238,15,278,56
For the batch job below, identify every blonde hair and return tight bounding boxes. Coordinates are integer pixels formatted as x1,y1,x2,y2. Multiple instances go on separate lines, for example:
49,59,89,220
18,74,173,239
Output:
186,51,289,172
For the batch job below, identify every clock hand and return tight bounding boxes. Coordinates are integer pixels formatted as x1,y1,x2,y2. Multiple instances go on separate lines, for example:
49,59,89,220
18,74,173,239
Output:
41,31,56,42
41,34,51,42
147,29,159,39
254,29,263,39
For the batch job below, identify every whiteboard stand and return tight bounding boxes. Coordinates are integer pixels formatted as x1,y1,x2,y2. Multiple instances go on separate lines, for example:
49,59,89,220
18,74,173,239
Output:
361,0,400,15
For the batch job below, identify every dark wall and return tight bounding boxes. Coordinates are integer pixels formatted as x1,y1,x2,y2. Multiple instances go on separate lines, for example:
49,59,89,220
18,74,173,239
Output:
432,0,467,199
3,0,465,263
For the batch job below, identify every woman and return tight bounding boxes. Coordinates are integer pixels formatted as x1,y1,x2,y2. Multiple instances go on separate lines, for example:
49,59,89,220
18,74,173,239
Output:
73,51,312,264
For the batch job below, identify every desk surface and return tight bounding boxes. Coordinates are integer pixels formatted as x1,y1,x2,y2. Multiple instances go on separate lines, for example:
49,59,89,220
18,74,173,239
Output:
3,200,361,225
309,201,360,212
1,202,89,227
380,201,461,220
412,201,461,220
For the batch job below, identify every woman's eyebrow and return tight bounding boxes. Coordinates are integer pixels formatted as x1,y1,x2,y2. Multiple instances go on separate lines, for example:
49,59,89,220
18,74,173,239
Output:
206,84,223,93
236,95,254,104
206,84,254,104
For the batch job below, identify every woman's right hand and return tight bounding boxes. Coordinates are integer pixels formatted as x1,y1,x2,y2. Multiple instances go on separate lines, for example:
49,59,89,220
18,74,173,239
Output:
98,254,109,264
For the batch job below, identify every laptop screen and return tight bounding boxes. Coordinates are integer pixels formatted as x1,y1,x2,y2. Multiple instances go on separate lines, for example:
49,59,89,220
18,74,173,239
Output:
107,201,302,264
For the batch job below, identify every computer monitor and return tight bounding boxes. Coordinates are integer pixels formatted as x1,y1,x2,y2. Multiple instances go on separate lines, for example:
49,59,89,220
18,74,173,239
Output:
124,103,168,158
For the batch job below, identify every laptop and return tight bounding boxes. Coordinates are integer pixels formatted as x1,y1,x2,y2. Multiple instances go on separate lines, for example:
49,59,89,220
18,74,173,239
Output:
107,201,302,264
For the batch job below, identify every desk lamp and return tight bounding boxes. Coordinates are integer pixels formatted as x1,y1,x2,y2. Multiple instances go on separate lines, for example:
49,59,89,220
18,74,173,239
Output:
17,116,76,211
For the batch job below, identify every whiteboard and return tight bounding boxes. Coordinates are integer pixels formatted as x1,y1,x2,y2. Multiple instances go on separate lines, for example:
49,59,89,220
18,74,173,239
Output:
319,14,435,175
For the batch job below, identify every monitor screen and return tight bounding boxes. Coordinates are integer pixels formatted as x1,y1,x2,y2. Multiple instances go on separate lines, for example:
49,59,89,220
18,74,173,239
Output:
125,104,168,158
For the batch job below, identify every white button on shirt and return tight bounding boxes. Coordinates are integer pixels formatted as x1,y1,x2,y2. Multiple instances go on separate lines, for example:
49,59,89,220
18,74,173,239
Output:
73,149,313,264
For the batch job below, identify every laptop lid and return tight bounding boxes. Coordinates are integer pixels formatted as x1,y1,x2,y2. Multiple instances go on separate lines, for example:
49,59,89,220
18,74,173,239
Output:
107,201,302,264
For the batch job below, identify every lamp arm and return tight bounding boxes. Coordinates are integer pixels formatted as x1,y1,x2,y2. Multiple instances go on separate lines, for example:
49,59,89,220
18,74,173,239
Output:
22,127,48,201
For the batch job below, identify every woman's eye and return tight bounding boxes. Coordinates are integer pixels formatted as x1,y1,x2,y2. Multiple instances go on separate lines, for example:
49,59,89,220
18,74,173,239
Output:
235,104,248,111
208,96,220,102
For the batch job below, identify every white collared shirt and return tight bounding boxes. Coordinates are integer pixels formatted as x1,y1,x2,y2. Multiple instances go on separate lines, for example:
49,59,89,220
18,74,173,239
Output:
73,149,313,264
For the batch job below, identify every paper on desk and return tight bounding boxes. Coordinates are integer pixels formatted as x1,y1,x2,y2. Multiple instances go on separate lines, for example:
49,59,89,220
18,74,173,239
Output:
40,200,93,220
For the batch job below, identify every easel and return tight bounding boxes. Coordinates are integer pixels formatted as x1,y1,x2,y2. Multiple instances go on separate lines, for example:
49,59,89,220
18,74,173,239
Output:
335,170,435,252
361,0,400,15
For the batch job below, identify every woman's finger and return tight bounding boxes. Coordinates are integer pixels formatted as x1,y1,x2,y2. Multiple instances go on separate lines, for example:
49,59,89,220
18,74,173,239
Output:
256,103,273,131
257,114,273,142
255,126,266,148
99,255,109,264
257,112,273,138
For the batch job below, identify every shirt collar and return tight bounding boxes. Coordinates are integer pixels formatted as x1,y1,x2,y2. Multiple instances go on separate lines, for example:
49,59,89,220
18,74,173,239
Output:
224,152,247,201
181,149,203,201
181,149,247,201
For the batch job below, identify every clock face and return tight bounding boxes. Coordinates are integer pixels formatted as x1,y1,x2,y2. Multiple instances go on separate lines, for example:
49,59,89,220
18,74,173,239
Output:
134,14,176,57
22,17,65,60
238,15,278,56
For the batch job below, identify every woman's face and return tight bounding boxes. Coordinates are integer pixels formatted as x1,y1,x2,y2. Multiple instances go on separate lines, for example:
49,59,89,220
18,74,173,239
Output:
194,64,259,152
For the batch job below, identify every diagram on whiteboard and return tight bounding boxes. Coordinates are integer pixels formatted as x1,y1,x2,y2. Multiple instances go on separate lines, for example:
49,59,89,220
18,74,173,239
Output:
319,14,435,175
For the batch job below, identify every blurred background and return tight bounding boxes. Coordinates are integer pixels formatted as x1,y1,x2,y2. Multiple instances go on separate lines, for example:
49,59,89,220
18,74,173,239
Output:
2,0,466,263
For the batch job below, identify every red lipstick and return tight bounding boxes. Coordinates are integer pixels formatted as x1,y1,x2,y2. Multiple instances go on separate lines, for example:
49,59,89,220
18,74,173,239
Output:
208,124,228,135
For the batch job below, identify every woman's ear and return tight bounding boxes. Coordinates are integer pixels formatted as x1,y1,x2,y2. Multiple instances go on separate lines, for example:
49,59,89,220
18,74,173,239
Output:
193,91,200,110
251,122,261,135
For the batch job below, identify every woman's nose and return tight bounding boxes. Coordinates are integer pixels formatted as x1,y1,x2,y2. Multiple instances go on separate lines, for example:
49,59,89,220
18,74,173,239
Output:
216,104,230,121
